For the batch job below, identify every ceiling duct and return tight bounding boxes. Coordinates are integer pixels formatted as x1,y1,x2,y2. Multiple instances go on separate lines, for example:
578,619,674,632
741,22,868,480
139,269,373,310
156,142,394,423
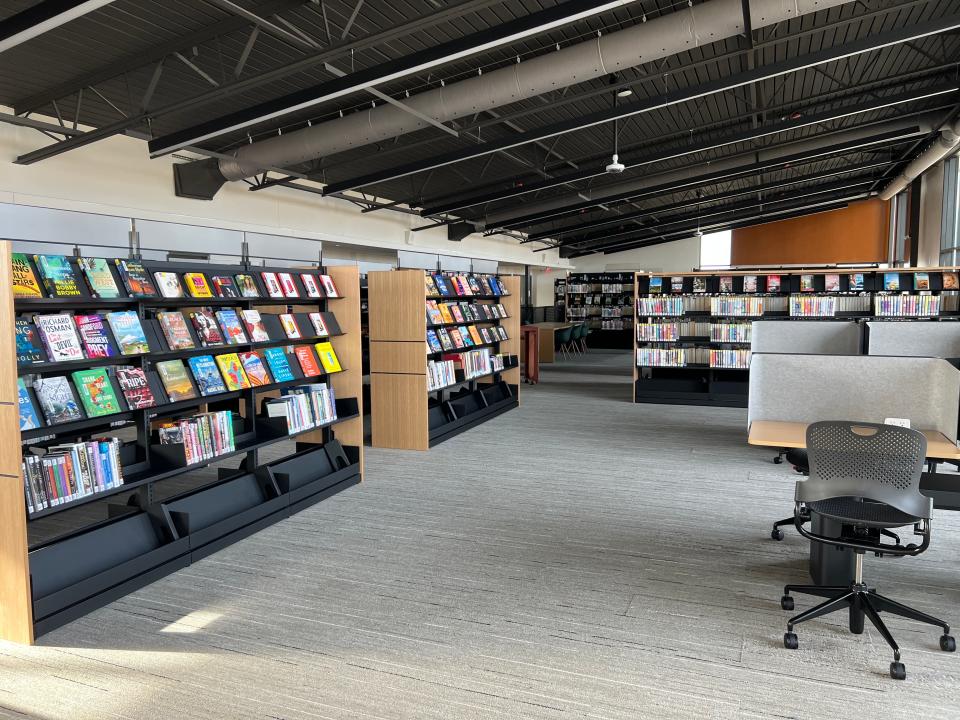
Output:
176,0,852,198
878,118,960,200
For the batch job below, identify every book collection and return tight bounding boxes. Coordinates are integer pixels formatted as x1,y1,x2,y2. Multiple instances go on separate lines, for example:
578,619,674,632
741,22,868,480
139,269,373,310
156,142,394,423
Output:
789,295,836,317
560,274,634,331
157,410,236,466
710,323,752,343
426,354,513,390
636,322,681,341
710,297,765,317
636,347,694,367
426,323,508,352
461,349,497,380
600,318,629,330
264,383,338,434
636,297,685,316
21,438,123,514
426,299,508,325
425,272,509,298
874,294,942,317
427,360,457,391
709,349,752,369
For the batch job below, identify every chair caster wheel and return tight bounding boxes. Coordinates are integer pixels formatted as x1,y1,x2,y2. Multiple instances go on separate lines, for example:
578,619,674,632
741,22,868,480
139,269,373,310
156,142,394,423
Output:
940,635,956,652
783,632,798,649
780,596,794,611
890,661,906,680
773,456,783,464
771,528,784,541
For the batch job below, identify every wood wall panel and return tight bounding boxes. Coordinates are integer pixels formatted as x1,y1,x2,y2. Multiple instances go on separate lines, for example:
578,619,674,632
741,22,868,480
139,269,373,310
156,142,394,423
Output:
500,276,522,388
731,198,889,266
370,373,428,450
370,340,425,375
368,270,425,342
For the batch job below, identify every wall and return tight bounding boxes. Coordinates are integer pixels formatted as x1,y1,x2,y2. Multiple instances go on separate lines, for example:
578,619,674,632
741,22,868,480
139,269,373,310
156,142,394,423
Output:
731,198,889,265
0,110,571,269
573,235,701,273
918,161,945,266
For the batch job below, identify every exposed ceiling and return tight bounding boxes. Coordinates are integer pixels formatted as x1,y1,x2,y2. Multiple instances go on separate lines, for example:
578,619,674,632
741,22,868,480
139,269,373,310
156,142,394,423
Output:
1,0,958,258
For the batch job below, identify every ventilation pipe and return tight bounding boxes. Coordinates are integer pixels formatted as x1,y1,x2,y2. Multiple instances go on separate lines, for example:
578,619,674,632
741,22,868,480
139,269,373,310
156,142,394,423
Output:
878,118,960,200
176,0,853,198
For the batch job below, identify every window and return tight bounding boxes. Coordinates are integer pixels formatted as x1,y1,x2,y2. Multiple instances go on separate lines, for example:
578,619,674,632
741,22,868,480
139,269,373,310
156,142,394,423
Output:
940,154,959,266
699,230,731,268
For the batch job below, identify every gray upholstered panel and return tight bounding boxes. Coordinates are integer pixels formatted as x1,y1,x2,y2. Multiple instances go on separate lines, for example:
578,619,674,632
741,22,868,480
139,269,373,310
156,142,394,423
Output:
748,353,960,441
867,321,960,358
751,320,862,355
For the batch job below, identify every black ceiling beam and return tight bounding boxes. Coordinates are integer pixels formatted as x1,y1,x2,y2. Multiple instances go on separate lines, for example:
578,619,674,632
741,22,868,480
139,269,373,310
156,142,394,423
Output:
147,0,635,157
0,0,114,54
420,85,955,215
320,14,960,197
495,125,923,231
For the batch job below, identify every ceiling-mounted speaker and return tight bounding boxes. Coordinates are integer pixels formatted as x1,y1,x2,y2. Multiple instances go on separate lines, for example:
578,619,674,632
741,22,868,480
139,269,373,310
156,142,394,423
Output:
447,221,475,242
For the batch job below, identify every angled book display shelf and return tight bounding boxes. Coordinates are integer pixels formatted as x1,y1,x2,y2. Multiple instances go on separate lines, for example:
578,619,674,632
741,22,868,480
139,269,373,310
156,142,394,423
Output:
368,269,520,450
1,240,363,643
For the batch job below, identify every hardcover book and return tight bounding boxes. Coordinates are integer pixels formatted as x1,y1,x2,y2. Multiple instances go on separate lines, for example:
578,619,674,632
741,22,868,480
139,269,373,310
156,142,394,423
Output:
15,319,47,364
157,311,195,350
34,376,82,425
800,274,815,292
943,272,960,290
692,277,707,293
279,313,302,339
670,276,684,293
215,353,251,390
187,355,228,396
190,309,224,346
241,309,270,342
211,275,239,298
234,274,260,297
848,273,865,291
183,272,213,298
479,327,492,344
314,341,342,373
17,378,41,431
766,275,781,293
74,314,117,358
216,309,248,345
154,271,184,298
239,352,271,387
448,328,465,348
72,368,121,417
278,272,299,298
884,272,900,292
649,277,662,294
436,328,454,351
116,367,156,409
263,347,295,383
77,257,121,298
457,325,474,346
261,272,284,298
318,274,339,298
308,312,329,337
433,274,451,296
425,275,439,296
743,275,758,293
824,274,841,292
34,313,84,362
718,276,734,293
300,273,323,298
156,359,197,401
450,305,465,323
914,272,930,291
11,253,43,297
293,346,322,377
106,310,150,355
467,326,484,345
427,329,442,353
438,304,455,323
115,259,158,297
496,326,508,340
467,276,482,294
35,254,82,297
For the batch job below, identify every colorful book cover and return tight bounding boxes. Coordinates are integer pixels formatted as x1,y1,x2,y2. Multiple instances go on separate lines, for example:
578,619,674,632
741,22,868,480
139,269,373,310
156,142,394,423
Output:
157,311,195,350
800,274,815,292
692,277,707,293
216,309,248,345
115,259,158,297
156,359,197,401
450,305,465,323
914,272,930,291
766,275,781,293
106,310,150,355
848,273,865,291
15,319,47,364
300,273,323,298
433,274,451,296
743,275,758,293
261,272,284,298
308,312,329,337
884,272,900,292
293,346,322,377
448,328,464,348
33,376,82,425
11,253,43,297
479,327,492,344
279,313,302,339
824,274,841,292
77,257,121,298
34,313,84,362
467,326,484,345
34,255,82,297
438,304,455,324
457,325,474,347
241,309,270,342
670,276,684,293
116,366,156,409
239,352,271,387
314,341,342,373
318,274,339,298
74,314,117,358
718,276,734,293
648,277,662,294
183,272,213,298
154,271,184,298
215,353,251,390
72,368,121,417
263,347,295,383
187,355,228,396
436,328,454,351
426,329,442,353
211,275,239,298
943,272,959,291
278,272,299,298
190,309,224,346
425,275,439,296
234,274,260,297
17,378,41,430
467,276,482,294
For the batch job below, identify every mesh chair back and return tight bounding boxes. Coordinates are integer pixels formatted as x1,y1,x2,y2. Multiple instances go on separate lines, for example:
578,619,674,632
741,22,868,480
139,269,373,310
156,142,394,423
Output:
799,421,931,519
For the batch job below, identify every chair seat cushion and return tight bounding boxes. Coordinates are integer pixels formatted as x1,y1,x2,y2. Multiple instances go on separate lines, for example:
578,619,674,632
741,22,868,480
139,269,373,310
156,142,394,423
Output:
807,497,920,528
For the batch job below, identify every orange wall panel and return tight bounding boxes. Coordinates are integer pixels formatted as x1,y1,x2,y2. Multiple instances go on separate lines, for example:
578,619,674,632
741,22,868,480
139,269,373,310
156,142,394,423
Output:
731,198,889,266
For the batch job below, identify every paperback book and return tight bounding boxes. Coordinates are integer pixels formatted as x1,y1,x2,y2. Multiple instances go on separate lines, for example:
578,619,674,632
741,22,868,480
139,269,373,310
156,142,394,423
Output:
433,274,451,296
800,274,815,292
115,259,158,297
824,274,841,293
34,313,84,362
301,273,323,298
157,311,195,350
72,368,122,417
263,346,295,383
235,274,260,297
944,272,960,290
278,272,299,298
692,277,707,293
670,276,684,293
743,275,758,293
106,310,150,355
35,255,82,297
848,273,865,291
156,359,197,401
314,341,342,373
211,275,239,298
241,309,270,342
436,328,454,351
648,277,662,294
914,272,930,291
294,346,322,377
766,275,781,293
308,312,329,337
319,274,339,297
190,309,224,346
261,272,284,298
183,272,213,298
77,257,121,298
216,309,248,345
427,329,442,353
34,376,82,425
280,313,302,339
75,314,117,358
17,378,41,431
15,319,47,364
215,353,251,390
188,355,228,396
154,271,185,298
239,352,271,386
116,366,156,409
11,253,43,297
718,276,734,293
425,275,439,296
884,272,901,292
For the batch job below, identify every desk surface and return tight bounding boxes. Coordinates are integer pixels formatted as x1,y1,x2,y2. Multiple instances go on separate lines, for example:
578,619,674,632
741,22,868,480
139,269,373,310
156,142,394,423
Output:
530,322,572,330
748,420,960,460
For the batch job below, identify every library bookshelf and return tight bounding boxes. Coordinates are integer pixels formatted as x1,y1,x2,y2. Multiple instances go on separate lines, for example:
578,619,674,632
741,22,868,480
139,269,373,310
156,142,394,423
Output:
633,267,960,407
368,269,520,450
2,241,363,643
558,272,634,349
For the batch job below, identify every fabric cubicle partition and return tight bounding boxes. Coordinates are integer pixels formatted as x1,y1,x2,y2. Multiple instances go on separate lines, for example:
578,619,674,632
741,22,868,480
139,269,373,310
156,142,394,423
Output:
866,321,960,357
748,354,960,442
751,320,862,355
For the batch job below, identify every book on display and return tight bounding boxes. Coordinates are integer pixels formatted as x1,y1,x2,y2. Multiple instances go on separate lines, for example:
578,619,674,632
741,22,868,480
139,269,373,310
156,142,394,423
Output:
239,352,271,386
278,272,299,298
116,366,156,409
279,313,302,339
115,259,158,297
156,359,197,401
34,313,84,362
16,319,48,364
34,376,82,425
301,273,323,298
211,275,239,297
190,309,224,346
216,309,248,344
157,311,195,350
72,368,122,417
154,271,185,298
263,347,295,382
241,309,270,342
106,310,150,355
215,353,251,390
77,257,121,298
261,272,284,298
183,272,213,298
308,312,329,337
75,314,117,358
293,346,322,377
35,255,82,297
188,355,228,396
319,274,339,297
17,378,41,431
235,274,260,297
11,253,43,298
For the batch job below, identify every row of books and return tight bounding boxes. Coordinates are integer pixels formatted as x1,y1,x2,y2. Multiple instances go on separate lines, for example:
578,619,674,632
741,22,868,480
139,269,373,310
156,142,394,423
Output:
636,348,696,367
22,438,123,514
157,410,236,466
462,349,496,380
636,297,686,316
645,272,960,294
636,321,753,342
264,384,337,434
711,323,752,343
426,300,508,325
710,349,752,369
710,297,765,317
874,295,942,317
427,324,508,353
567,294,630,305
425,273,508,298
600,319,631,330
789,296,837,317
17,307,332,365
427,360,457,391
11,252,341,300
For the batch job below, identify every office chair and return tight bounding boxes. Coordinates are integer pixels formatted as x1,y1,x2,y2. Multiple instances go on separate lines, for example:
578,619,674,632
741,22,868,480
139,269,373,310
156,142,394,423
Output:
779,421,955,680
554,326,574,360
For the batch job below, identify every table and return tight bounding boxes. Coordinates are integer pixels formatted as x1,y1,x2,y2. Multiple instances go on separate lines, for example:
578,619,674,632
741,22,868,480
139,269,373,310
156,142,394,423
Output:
748,420,960,460
520,325,540,384
529,322,571,364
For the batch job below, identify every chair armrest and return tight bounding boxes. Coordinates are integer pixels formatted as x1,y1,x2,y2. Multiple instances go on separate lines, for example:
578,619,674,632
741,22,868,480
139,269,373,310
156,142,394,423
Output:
793,504,929,557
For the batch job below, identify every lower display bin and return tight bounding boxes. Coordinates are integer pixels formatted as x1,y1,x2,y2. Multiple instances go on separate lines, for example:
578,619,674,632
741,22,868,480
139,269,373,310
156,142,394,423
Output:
430,383,518,446
263,439,362,509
